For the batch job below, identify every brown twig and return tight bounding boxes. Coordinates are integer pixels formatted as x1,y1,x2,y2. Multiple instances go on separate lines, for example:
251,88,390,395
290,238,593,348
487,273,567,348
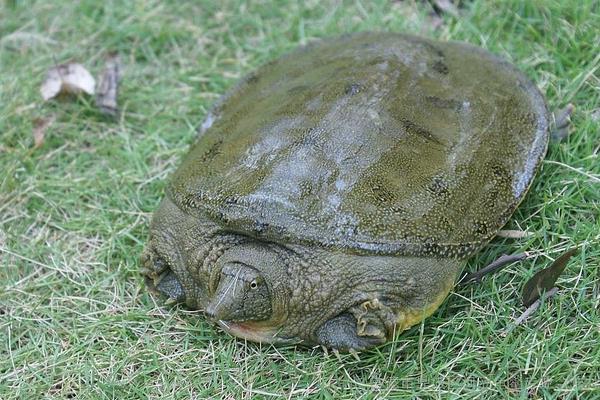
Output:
459,252,528,285
496,229,534,239
501,287,559,336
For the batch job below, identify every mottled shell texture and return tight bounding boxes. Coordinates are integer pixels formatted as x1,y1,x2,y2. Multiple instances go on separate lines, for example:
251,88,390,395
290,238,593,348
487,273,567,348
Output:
169,32,549,257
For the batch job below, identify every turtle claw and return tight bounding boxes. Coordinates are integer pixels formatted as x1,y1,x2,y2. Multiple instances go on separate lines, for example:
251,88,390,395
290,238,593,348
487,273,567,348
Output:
332,348,343,362
349,348,361,361
165,297,179,306
320,345,329,355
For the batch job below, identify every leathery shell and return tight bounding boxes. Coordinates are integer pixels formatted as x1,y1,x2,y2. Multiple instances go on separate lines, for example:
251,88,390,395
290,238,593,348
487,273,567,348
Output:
169,32,549,258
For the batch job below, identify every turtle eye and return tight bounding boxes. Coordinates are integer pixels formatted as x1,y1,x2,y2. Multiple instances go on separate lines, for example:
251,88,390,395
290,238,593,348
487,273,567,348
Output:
250,280,258,290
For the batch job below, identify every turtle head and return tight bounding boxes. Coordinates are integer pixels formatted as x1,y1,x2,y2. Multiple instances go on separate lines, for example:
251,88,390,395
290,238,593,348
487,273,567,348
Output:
206,261,272,322
204,242,291,343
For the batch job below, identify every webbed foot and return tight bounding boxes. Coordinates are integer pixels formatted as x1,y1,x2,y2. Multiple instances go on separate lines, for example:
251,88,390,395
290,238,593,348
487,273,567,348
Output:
315,313,386,351
316,299,397,351
351,298,397,338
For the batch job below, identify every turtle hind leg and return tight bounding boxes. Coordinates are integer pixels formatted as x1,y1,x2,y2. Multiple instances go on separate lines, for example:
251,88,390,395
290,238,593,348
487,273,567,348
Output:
315,313,386,351
550,104,574,142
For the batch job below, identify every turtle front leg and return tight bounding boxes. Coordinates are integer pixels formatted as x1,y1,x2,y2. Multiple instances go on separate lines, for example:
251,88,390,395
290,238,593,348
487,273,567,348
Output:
141,246,186,304
315,299,396,351
315,313,386,351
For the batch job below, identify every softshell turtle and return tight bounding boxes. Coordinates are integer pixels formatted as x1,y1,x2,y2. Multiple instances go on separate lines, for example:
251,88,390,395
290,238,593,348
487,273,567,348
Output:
142,32,556,350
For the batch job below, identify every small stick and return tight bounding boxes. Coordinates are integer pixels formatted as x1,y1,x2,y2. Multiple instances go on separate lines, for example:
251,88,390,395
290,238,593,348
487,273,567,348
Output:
459,252,528,285
502,287,559,336
496,229,534,239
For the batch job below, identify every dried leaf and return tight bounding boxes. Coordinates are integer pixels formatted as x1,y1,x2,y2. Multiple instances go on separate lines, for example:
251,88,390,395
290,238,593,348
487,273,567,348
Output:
40,62,95,100
550,104,575,142
429,0,459,17
522,248,578,307
391,1,444,32
428,14,445,30
32,115,55,148
95,53,121,116
497,229,534,239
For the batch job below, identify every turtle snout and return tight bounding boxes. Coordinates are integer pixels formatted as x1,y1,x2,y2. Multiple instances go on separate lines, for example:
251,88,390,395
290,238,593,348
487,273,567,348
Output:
204,304,218,320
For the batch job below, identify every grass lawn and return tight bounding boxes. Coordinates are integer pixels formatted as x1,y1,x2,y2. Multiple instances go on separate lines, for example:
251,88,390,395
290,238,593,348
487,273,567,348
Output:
1,0,599,398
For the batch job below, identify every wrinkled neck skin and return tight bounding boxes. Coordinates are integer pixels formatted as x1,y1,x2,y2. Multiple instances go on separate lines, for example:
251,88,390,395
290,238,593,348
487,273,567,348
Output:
147,196,293,343
146,196,464,347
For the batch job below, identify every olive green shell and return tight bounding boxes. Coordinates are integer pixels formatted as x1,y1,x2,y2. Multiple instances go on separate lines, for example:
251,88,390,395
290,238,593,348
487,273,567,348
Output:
169,32,549,257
